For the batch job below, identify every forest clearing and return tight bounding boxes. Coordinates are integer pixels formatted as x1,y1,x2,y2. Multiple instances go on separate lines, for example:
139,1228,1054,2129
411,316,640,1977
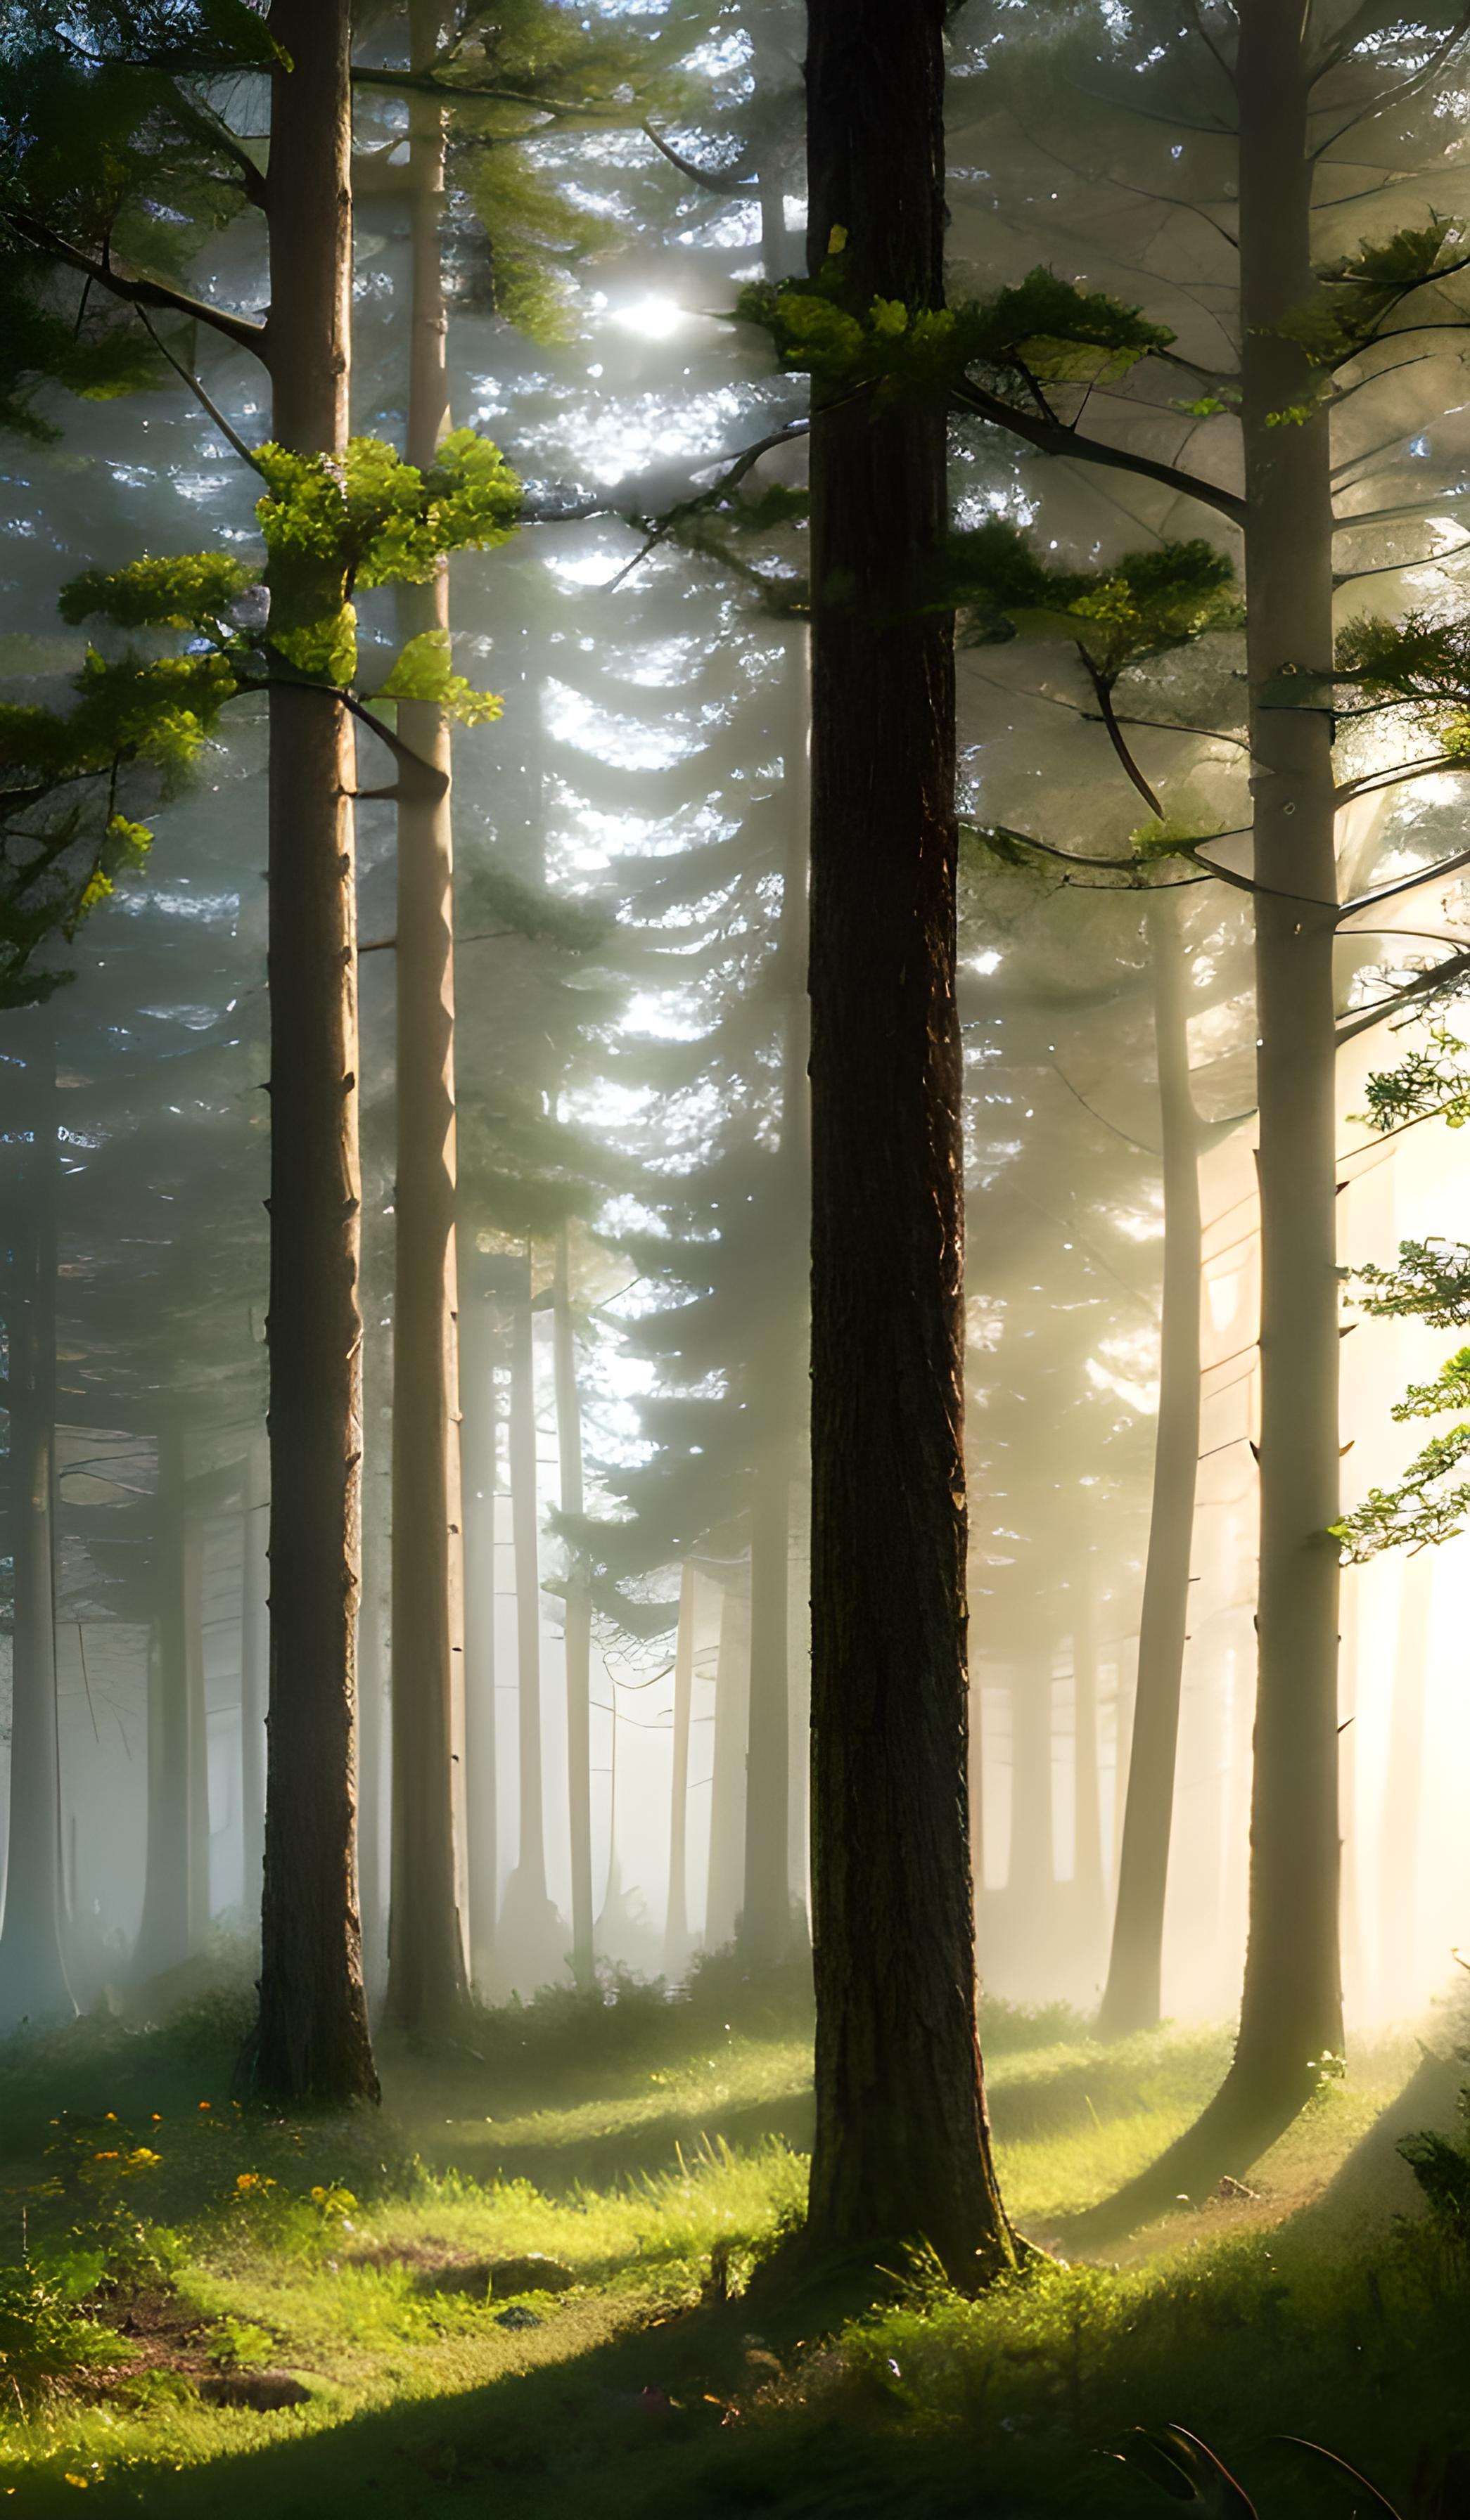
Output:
6,0,1470,2509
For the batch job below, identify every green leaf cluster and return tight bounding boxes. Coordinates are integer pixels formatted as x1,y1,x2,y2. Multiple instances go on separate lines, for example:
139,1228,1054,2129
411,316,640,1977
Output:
1352,1237,1470,1328
1335,1242,1470,1561
1272,219,1467,371
255,431,520,685
947,522,1239,677
737,263,1174,411
1354,1022,1470,1135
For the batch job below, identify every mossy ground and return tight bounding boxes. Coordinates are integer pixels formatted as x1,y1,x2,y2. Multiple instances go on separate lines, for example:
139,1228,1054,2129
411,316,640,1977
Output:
0,1964,1464,2517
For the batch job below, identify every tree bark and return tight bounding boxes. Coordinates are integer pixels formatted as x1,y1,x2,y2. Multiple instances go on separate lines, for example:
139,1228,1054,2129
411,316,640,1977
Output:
705,1572,750,1949
383,0,470,2038
185,1503,210,1946
1074,0,1342,2229
254,0,378,2104
802,0,1016,2282
664,1559,696,1971
553,1225,594,1989
0,1080,75,2031
460,1271,499,1989
1098,892,1202,2037
134,1422,191,1985
238,1431,267,1935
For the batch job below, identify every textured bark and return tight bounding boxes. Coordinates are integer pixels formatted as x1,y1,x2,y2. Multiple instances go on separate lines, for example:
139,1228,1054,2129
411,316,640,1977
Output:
1074,0,1342,2230
0,1087,74,2031
254,0,378,2104
803,0,1015,2281
134,1424,191,1984
741,630,810,1971
384,0,470,2034
238,1432,268,1931
1098,893,1202,2037
664,1560,697,1969
460,1275,499,1988
553,1226,594,1989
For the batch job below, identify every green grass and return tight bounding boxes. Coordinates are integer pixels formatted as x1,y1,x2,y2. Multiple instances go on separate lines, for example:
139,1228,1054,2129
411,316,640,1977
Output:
0,1976,1464,2518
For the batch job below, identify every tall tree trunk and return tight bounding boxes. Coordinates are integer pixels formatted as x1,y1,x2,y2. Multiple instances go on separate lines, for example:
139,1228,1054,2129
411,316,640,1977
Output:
1098,892,1202,2036
803,0,1015,2284
1070,1547,1103,1913
1078,0,1342,2228
254,0,378,2104
499,1255,562,1977
185,1505,210,1946
134,1422,191,1984
740,624,810,1972
460,1271,499,1989
239,1430,267,1934
705,1572,750,1949
383,0,469,2038
552,1225,594,1990
1009,1654,1054,1910
0,1087,74,2030
1379,1551,1430,2010
664,1559,696,1971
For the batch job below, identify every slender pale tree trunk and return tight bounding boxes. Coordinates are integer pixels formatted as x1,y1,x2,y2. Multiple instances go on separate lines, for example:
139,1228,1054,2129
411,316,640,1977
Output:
384,0,469,2037
134,1421,190,1984
500,1254,562,1975
1379,1552,1430,2010
665,1560,696,1970
0,1084,74,2030
254,0,378,2104
706,1573,750,1948
1079,1,1342,2228
460,1271,499,1988
1009,1655,1054,1922
1098,891,1202,2036
741,631,810,1972
239,1431,267,1931
802,0,1016,2282
185,1505,209,1946
1071,1547,1103,1914
552,1225,594,1988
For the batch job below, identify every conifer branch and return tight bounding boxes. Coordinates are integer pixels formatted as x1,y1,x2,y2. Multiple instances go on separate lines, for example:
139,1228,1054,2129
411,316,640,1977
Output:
951,378,1247,525
4,212,266,357
640,123,753,195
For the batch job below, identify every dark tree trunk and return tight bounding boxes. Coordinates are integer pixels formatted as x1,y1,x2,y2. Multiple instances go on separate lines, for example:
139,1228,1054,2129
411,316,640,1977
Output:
803,0,1016,2282
383,0,470,2038
0,1083,74,2030
254,0,378,2104
1074,0,1342,2232
238,1431,268,1935
1098,892,1202,2037
134,1422,191,1984
553,1226,594,1990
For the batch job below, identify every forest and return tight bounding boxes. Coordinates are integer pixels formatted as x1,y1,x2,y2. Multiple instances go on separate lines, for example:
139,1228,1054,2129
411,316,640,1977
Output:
2,0,1470,2511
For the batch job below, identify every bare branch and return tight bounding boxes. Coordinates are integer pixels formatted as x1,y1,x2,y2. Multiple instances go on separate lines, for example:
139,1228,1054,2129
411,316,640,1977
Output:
952,378,1246,525
6,211,266,358
640,122,753,196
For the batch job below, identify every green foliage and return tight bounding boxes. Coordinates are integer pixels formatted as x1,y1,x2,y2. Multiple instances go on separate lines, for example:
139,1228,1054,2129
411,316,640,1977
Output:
256,430,520,683
1400,2090,1470,2239
0,2251,120,2398
738,262,1175,412
948,522,1239,677
464,143,613,343
1354,1022,1470,1134
1334,610,1470,757
58,552,255,637
1353,1237,1470,1327
459,859,613,952
1272,219,1468,372
372,629,502,727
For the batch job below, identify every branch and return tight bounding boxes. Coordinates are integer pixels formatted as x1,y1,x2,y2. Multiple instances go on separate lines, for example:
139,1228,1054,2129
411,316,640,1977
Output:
6,212,266,359
640,122,753,196
1335,945,1470,1043
1087,660,1164,817
1334,754,1468,808
952,378,1246,525
132,304,264,473
1338,844,1470,920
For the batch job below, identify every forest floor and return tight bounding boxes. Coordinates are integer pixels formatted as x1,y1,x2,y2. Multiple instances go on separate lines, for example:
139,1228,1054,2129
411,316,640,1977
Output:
0,1960,1466,2518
